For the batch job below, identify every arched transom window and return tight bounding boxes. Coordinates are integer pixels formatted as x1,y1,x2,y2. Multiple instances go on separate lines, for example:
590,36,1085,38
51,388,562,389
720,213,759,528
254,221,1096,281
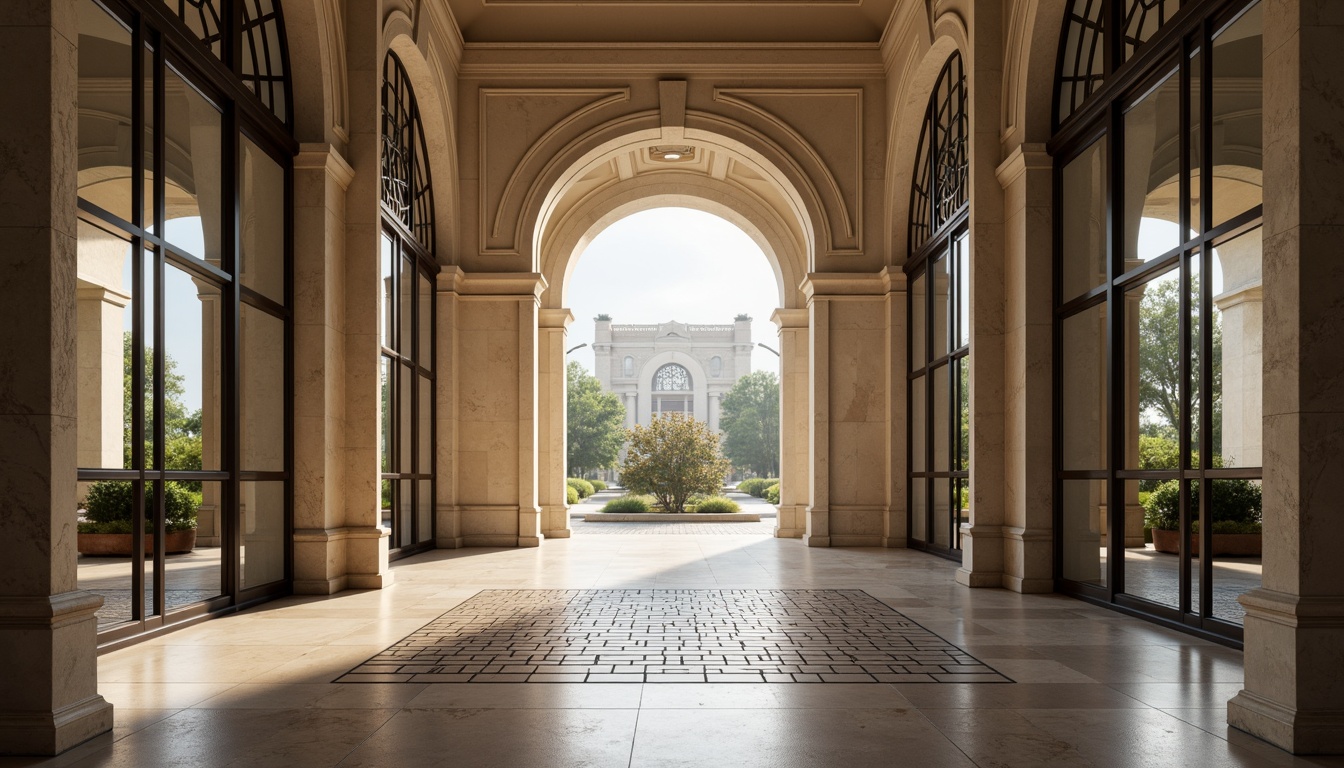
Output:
380,52,435,253
653,364,692,392
909,52,968,254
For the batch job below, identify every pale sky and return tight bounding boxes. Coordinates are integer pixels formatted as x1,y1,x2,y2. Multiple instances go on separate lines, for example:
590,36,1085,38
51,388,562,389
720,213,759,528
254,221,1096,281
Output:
564,207,783,376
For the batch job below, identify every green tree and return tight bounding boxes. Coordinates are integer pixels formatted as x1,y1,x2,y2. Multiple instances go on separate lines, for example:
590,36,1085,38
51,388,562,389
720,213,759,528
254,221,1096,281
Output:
1138,276,1222,451
566,361,626,477
122,332,203,476
620,412,731,513
718,371,779,477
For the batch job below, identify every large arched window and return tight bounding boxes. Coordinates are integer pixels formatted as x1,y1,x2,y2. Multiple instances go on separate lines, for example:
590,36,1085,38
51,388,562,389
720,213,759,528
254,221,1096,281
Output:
907,52,970,559
652,364,693,418
1052,0,1263,642
379,51,437,559
74,0,294,642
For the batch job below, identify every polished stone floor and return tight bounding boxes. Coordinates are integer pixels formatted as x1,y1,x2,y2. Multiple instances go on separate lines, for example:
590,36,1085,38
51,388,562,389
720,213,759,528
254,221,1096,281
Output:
8,532,1343,767
337,589,1009,684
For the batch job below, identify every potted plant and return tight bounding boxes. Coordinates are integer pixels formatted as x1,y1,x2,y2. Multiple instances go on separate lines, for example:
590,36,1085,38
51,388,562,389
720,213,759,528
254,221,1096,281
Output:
77,481,198,556
1142,478,1262,556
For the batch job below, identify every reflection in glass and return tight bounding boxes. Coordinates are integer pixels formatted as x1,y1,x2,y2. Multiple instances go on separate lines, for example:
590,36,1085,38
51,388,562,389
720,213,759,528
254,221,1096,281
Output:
380,357,393,473
933,364,949,471
240,481,285,588
1189,47,1203,230
163,66,222,263
380,235,394,348
911,272,926,369
1188,255,1202,468
1211,3,1263,229
166,480,223,612
240,305,284,471
240,137,285,301
1126,270,1180,472
957,359,969,472
75,220,134,469
931,256,948,360
932,477,950,547
912,480,927,542
418,479,433,545
956,233,970,349
1211,228,1263,468
380,479,393,530
1210,479,1262,623
143,250,156,467
1061,302,1107,470
164,264,221,472
1062,479,1106,585
399,479,413,548
1124,71,1181,264
399,258,413,356
399,365,412,474
419,376,432,475
419,272,433,366
1125,479,1178,608
1060,138,1108,300
911,376,926,473
77,0,136,225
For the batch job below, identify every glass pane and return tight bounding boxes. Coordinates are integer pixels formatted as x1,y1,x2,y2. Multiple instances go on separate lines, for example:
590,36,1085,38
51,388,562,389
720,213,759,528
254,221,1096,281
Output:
1189,47,1203,231
143,481,159,618
164,264,221,471
933,364,949,472
418,479,433,544
399,256,413,356
399,363,413,473
76,0,136,224
163,66,222,264
1062,479,1107,585
1210,478,1262,623
932,255,949,360
911,480,927,542
956,232,970,349
164,0,224,59
1188,255,1202,469
418,375,432,475
77,478,138,628
380,234,394,350
1061,137,1108,300
143,43,154,228
398,479,413,549
240,305,284,471
380,479,392,530
1124,70,1182,265
1126,479,1179,607
239,136,285,302
910,272,926,369
1061,303,1107,470
240,481,285,588
1126,269,1181,470
75,220,134,469
166,479,222,612
1211,228,1263,468
955,478,969,534
143,250,156,468
1190,477,1201,616
380,356,393,473
957,358,969,472
932,477,950,547
911,375,926,473
1211,3,1263,229
1124,0,1184,60
419,271,433,368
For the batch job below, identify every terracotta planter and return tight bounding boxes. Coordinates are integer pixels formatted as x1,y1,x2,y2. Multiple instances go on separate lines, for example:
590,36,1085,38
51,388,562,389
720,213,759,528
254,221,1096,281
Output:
1150,528,1261,556
77,529,197,557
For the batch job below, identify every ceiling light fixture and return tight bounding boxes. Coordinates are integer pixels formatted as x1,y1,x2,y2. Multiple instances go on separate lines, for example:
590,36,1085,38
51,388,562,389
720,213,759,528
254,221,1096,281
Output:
649,145,694,163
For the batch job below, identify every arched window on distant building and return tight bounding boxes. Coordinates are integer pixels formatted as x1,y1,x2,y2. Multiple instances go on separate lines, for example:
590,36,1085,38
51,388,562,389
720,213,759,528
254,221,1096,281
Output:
652,364,693,417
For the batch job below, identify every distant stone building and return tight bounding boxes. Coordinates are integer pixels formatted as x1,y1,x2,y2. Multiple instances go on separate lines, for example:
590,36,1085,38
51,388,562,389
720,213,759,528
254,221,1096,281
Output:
593,315,754,433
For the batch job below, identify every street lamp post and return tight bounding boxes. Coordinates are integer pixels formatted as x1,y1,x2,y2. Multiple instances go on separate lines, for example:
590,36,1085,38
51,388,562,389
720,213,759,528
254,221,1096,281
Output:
566,343,588,355
757,343,780,357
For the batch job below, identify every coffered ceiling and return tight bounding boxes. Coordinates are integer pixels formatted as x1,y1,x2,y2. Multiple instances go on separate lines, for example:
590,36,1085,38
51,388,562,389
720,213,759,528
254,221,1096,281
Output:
444,0,903,44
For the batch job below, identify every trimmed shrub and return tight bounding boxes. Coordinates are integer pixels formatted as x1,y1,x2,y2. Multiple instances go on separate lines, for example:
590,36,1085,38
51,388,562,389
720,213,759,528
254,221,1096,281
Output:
80,480,198,533
566,484,580,505
567,478,595,498
763,483,780,505
693,496,740,514
602,494,655,514
1142,478,1262,532
737,478,771,497
590,479,608,492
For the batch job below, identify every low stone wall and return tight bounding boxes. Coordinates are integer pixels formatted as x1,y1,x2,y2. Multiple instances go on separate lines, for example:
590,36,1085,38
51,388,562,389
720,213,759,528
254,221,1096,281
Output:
583,512,762,522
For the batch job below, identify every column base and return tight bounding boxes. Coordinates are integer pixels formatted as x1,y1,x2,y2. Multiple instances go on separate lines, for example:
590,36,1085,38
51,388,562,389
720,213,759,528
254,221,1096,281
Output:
882,536,906,548
518,536,542,547
436,536,465,549
1002,575,1054,593
803,534,831,547
0,695,114,757
955,568,1002,588
541,528,572,539
1229,690,1344,755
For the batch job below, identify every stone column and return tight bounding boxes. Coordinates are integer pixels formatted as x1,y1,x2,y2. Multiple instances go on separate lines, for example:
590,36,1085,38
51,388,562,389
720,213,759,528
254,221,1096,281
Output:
995,144,1054,592
803,274,888,548
1227,3,1344,754
291,145,358,593
538,308,572,539
436,269,462,548
881,268,907,548
449,273,546,547
773,309,809,540
0,0,114,754
958,0,1009,587
707,392,720,432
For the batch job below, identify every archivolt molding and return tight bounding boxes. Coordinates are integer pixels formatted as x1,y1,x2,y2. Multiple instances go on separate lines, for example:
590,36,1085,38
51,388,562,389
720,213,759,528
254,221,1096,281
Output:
711,88,862,250
480,88,633,253
1001,0,1069,147
283,0,348,146
538,170,807,311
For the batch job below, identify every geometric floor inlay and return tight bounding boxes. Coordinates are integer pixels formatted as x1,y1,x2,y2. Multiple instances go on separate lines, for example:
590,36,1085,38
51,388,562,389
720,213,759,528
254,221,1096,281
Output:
337,589,1013,684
